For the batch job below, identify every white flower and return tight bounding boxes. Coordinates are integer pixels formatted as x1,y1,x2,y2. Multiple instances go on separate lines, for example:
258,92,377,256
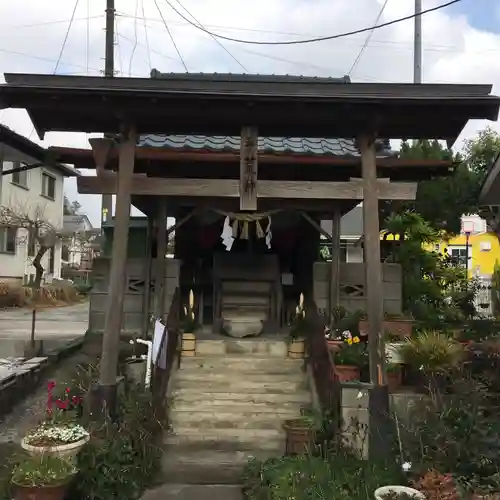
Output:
342,330,351,339
402,462,412,472
25,423,89,446
356,391,364,400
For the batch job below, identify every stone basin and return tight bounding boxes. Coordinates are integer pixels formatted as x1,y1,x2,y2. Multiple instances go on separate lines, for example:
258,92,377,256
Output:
222,312,266,338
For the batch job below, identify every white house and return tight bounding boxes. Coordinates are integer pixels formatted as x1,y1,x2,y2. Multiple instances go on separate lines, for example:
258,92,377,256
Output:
0,124,79,283
62,214,98,270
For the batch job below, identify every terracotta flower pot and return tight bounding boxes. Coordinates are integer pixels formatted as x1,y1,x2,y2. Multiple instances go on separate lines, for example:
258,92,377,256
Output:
386,369,402,393
327,340,343,353
335,364,360,382
14,480,71,500
359,319,413,338
283,419,315,455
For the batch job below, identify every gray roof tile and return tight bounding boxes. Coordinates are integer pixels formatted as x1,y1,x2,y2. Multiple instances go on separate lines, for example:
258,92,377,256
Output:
137,134,381,157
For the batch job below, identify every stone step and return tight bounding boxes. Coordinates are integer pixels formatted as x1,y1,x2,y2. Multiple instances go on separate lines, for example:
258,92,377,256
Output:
195,339,288,357
172,400,308,413
169,410,297,430
180,355,302,372
222,295,269,307
164,427,284,450
175,379,305,393
172,390,311,405
160,448,280,485
175,371,305,384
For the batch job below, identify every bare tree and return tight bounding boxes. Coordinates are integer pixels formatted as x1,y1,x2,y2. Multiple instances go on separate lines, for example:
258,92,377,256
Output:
0,204,59,290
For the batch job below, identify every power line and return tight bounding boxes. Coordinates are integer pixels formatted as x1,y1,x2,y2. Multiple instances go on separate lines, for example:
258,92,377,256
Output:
168,0,248,72
122,12,500,55
348,0,390,77
141,0,153,71
27,0,80,140
54,0,80,73
153,0,188,71
86,0,90,74
162,0,462,46
2,16,103,30
129,0,140,76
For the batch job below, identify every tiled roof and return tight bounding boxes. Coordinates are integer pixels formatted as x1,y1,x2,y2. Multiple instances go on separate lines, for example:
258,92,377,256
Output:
150,69,351,85
137,135,392,157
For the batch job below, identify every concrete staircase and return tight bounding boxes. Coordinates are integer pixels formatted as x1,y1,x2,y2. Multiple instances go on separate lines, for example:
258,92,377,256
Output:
162,338,311,484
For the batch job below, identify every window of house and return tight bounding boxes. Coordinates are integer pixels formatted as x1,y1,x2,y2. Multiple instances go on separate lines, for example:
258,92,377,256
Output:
41,172,56,200
447,245,472,268
11,163,28,188
0,227,17,254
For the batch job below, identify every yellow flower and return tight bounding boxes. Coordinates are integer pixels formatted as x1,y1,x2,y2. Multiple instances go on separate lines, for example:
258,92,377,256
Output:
347,338,353,345
353,336,360,343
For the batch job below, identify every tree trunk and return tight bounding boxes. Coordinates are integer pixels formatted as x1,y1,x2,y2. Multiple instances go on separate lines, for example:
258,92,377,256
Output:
32,247,47,291
30,246,48,349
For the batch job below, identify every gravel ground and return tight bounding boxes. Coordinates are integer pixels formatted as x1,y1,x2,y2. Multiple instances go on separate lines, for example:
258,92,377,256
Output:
0,350,93,446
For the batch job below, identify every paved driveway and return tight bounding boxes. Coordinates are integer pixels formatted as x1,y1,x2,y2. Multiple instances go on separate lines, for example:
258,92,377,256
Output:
0,301,89,357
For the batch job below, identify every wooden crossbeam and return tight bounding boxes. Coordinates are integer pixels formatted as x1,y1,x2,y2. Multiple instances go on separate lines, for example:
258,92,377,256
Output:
77,176,417,200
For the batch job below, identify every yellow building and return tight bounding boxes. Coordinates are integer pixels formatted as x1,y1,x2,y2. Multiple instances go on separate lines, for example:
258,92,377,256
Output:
380,216,500,278
435,232,500,278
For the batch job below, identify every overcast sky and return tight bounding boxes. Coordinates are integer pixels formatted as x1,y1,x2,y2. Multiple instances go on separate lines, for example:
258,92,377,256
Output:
0,0,500,226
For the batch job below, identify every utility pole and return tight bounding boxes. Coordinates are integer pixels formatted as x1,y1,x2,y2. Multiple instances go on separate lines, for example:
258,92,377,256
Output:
101,0,115,229
414,0,422,83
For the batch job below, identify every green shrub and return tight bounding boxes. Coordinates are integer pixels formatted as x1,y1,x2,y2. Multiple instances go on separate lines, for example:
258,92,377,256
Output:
69,385,163,500
242,450,405,500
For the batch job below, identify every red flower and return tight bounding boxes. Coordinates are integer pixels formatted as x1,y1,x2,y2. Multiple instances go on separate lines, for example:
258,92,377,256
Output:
65,388,71,393
56,399,69,410
47,381,56,390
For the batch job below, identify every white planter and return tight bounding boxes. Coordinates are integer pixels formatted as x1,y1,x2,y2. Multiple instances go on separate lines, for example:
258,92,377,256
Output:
385,342,404,364
375,485,425,500
21,434,90,462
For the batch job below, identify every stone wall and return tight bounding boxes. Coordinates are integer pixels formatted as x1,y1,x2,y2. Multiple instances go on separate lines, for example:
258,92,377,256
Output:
313,262,402,314
89,257,180,334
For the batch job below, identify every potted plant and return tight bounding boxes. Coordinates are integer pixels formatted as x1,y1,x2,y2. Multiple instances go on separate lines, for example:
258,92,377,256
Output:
288,293,308,358
411,470,461,500
399,330,464,394
385,331,405,364
374,486,425,500
11,454,77,500
359,313,413,339
283,414,315,455
386,363,402,393
21,381,89,462
333,331,367,382
325,307,362,353
181,289,197,357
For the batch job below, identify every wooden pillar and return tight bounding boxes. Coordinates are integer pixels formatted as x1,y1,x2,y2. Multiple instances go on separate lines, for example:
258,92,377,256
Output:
98,128,136,413
89,138,114,225
142,217,153,337
240,126,258,211
329,207,341,318
359,134,392,462
359,135,385,386
154,199,167,321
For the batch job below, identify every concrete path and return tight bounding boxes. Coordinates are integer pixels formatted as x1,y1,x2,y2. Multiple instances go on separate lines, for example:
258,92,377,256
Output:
141,484,243,500
0,301,89,357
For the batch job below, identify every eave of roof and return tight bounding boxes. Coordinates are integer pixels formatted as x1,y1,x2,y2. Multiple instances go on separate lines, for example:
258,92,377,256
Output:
0,123,79,176
1,73,499,145
479,151,500,205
